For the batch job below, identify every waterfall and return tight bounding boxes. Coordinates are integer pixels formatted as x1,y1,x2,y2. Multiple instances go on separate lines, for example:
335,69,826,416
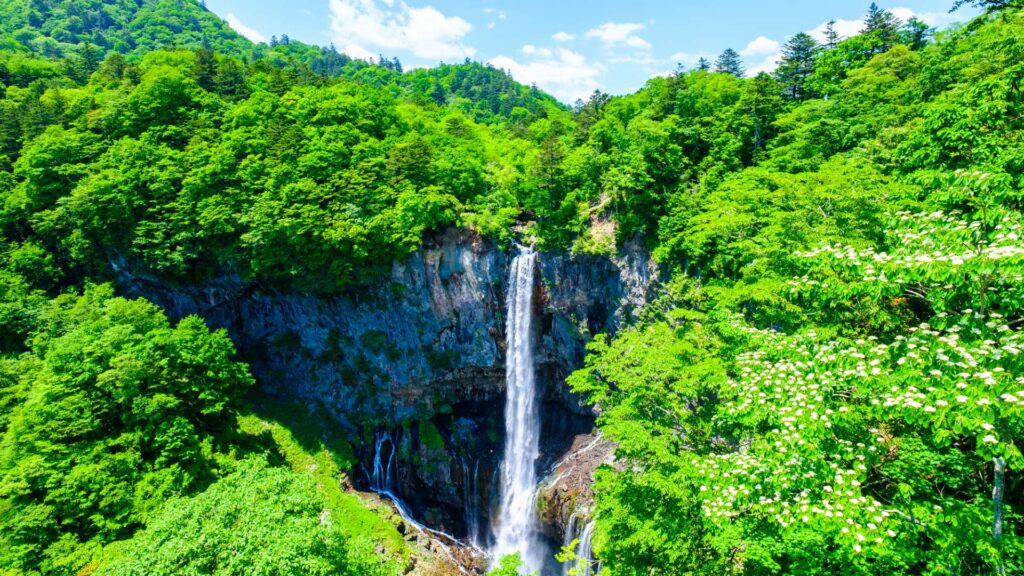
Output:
562,516,599,576
462,456,481,546
371,431,396,493
576,521,599,576
561,513,580,576
493,250,544,573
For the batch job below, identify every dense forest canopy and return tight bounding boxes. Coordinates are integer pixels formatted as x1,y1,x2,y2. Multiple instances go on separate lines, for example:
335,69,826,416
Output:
0,0,1022,574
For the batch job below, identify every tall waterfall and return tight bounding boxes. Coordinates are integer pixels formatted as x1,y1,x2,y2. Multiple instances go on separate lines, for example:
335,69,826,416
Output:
493,250,544,573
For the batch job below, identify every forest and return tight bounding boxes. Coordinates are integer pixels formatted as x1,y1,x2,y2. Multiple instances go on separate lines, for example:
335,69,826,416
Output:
0,0,1022,574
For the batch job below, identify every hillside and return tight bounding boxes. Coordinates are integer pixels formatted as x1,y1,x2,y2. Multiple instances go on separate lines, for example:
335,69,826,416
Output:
0,0,1023,575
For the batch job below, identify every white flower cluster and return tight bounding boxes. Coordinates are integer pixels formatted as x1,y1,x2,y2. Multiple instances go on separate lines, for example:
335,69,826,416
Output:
789,209,1024,292
695,321,894,551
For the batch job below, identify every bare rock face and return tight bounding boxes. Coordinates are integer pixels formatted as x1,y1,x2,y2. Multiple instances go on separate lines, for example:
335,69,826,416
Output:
120,228,654,426
117,227,653,541
537,433,616,541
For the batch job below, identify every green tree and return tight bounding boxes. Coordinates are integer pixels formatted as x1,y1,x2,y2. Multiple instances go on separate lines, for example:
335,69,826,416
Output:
193,46,216,91
96,459,398,576
776,32,821,99
714,48,744,77
0,286,253,574
824,19,840,49
862,2,902,51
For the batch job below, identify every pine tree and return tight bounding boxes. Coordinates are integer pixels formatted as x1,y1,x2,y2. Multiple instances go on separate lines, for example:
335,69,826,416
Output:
824,20,840,49
775,32,820,100
696,57,711,71
193,47,216,91
214,58,246,99
714,49,743,78
862,3,902,52
430,81,446,105
900,17,933,50
72,42,101,83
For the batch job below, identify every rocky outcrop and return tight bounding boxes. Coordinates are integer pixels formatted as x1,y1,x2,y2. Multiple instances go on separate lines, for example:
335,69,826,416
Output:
117,227,654,542
120,228,654,426
537,433,616,542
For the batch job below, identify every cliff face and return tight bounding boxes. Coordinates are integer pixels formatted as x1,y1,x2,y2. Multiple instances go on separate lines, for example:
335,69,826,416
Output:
119,227,652,540
122,228,653,426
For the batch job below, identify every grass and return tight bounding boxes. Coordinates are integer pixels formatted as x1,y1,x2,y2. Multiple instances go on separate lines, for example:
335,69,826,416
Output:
237,400,410,560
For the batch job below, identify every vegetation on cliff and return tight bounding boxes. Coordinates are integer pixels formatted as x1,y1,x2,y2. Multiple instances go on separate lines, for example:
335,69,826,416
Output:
0,0,1022,574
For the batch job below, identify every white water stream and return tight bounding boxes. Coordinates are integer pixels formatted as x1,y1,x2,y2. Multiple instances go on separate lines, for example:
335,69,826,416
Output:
492,250,544,573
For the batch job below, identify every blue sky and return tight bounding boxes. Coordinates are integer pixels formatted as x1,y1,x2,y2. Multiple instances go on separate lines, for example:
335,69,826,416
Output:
205,0,977,102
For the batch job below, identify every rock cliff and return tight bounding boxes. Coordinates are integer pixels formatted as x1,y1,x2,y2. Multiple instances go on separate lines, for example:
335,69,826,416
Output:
118,227,653,542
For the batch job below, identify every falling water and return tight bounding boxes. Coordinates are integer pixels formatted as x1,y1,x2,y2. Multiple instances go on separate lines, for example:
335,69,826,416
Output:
493,250,544,573
371,431,396,493
561,513,580,576
372,428,475,565
576,521,599,576
462,456,482,546
562,515,600,576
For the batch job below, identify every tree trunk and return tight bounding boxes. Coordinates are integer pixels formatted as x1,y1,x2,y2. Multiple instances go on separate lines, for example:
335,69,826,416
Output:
993,455,1006,576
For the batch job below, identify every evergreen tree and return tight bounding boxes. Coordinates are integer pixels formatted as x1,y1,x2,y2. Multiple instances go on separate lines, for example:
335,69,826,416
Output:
743,72,784,156
214,57,246,98
775,32,820,100
824,20,840,49
430,80,446,105
193,46,216,91
900,17,933,50
75,42,101,82
862,3,902,52
714,48,744,77
696,57,711,71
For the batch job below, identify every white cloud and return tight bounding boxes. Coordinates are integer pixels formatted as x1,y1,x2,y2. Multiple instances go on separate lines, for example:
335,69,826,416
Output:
889,6,959,27
483,7,507,20
808,17,863,44
523,44,553,58
586,22,644,45
585,22,652,52
225,13,266,43
328,0,475,62
746,54,783,75
627,36,652,50
552,31,576,43
489,47,604,103
741,36,781,57
483,6,506,29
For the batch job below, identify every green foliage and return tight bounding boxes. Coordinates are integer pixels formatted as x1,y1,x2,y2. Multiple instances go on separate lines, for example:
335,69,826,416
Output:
95,458,399,576
570,10,1024,576
1,1,1024,575
487,554,538,576
0,285,253,574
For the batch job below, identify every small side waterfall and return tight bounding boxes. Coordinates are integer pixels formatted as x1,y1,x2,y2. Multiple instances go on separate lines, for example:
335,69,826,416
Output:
562,517,599,576
561,513,580,576
577,521,599,576
368,431,478,573
461,456,482,546
493,250,544,573
371,431,396,494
